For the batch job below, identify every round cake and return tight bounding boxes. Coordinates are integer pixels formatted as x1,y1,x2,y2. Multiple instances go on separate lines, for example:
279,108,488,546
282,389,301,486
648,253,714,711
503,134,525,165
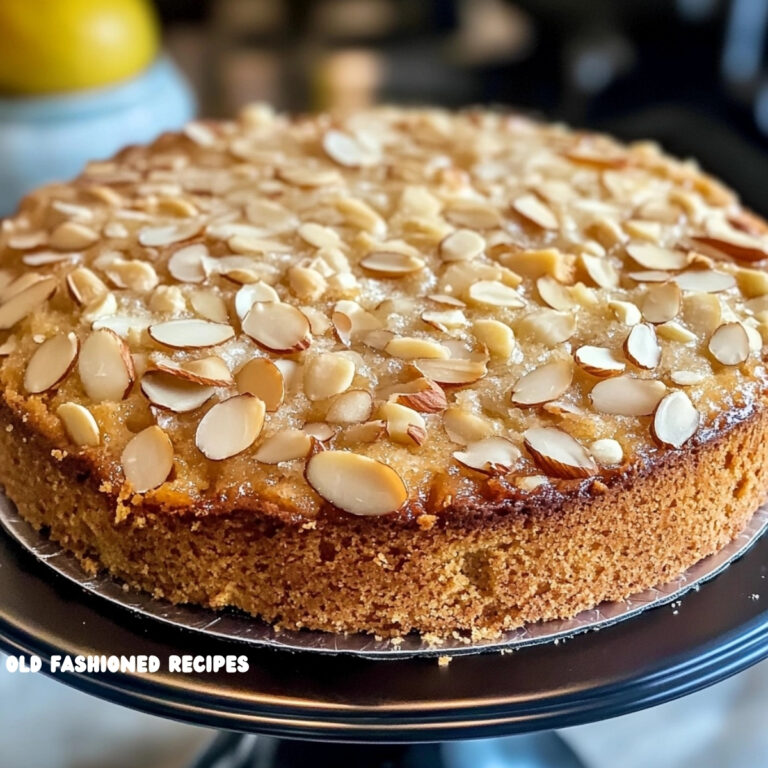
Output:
1,105,767,639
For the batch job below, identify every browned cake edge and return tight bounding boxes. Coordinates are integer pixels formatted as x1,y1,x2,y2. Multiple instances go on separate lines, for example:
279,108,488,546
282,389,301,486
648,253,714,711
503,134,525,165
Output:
1,392,767,639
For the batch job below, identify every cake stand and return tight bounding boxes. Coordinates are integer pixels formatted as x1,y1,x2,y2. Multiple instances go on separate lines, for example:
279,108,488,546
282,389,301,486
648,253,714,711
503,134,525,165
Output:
1,513,767,768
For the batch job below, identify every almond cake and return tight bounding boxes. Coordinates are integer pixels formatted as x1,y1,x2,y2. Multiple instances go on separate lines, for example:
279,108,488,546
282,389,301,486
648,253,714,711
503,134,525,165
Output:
1,105,768,639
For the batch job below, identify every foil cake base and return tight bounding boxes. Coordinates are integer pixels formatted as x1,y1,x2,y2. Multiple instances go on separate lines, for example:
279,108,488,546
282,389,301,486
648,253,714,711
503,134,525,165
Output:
1,493,766,659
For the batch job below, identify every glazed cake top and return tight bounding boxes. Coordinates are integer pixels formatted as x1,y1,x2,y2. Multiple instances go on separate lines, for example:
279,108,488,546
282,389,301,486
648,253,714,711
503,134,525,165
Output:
1,105,767,520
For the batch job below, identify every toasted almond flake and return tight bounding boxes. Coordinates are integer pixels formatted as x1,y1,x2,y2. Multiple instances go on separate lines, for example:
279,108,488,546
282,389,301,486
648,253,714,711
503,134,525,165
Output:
626,243,688,270
624,323,661,369
735,267,768,298
0,274,45,303
0,338,16,356
138,220,201,247
298,222,342,249
245,199,297,231
104,259,159,292
414,357,486,385
189,289,229,324
121,426,174,493
360,251,425,276
420,309,466,331
56,402,100,447
692,219,768,262
302,422,337,442
444,202,501,230
304,353,356,401
651,391,699,448
385,336,450,360
580,253,618,288
589,438,623,466
439,229,485,262
496,248,574,282
574,345,626,377
513,194,558,229
235,358,284,411
289,265,327,301
674,270,735,293
443,407,493,444
22,250,81,267
468,280,525,308
391,378,447,413
511,359,573,405
89,308,145,336
427,293,466,307
743,320,763,352
322,130,380,167
277,166,342,187
78,329,135,400
305,451,407,516
609,300,642,326
195,394,265,460
523,427,597,479
23,332,78,394
242,301,312,354
379,401,426,446
536,276,575,310
8,231,47,250
336,197,386,235
148,319,235,349
66,267,108,305
454,437,521,474
0,276,57,330
708,322,749,365
627,270,672,283
326,390,374,424
590,376,666,415
517,309,575,345
235,282,279,320
472,319,516,359
339,420,387,445
168,243,211,283
671,370,707,386
641,282,681,323
49,221,99,251
363,329,396,351
254,429,312,464
156,356,233,387
656,321,697,344
332,300,382,345
140,371,214,412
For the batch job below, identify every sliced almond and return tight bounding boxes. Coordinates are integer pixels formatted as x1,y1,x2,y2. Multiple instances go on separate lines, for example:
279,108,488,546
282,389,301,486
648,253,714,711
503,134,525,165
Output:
0,338,17,356
454,437,521,474
0,273,47,303
640,282,681,324
242,302,312,353
537,276,575,310
651,390,699,448
511,359,573,405
304,353,356,401
168,243,211,284
332,300,382,345
385,336,449,360
580,253,619,288
277,166,342,187
49,221,99,251
360,251,425,276
513,194,558,229
149,319,235,349
414,357,487,385
79,328,135,400
235,282,279,320
496,248,574,282
523,427,597,479
443,407,494,444
0,276,57,330
23,332,79,394
254,429,313,464
708,322,749,365
609,300,642,326
682,293,722,335
674,270,735,293
734,267,768,298
420,309,466,331
140,371,214,412
189,289,228,324
339,420,387,445
56,402,100,447
627,270,672,283
589,438,623,466
155,356,233,387
104,259,159,292
121,426,174,493
300,306,331,336
66,267,108,305
428,293,466,308
574,345,625,378
195,394,265,460
624,323,661,369
468,280,525,308
235,358,284,411
305,451,407,516
380,401,427,446
392,378,447,413
302,422,337,442
138,220,201,247
626,243,688,270
692,219,768,262
656,321,697,344
589,376,666,415
298,222,342,249
326,389,374,424
517,310,575,345
473,319,516,359
439,229,485,262
671,370,707,386
322,130,380,167
22,250,81,267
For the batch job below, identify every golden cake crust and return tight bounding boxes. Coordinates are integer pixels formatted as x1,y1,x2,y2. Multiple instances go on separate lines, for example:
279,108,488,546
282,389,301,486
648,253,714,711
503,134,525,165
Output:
3,106,768,637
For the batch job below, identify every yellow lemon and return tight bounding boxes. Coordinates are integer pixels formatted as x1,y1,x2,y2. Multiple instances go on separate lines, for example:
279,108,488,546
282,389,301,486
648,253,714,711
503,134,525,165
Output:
0,0,159,94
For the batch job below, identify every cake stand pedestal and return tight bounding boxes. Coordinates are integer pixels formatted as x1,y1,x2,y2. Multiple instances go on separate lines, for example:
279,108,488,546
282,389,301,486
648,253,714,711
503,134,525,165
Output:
0,520,767,767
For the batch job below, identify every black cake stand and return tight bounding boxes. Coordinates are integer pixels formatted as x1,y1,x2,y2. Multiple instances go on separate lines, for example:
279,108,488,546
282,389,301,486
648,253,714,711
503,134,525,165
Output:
0,517,767,768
